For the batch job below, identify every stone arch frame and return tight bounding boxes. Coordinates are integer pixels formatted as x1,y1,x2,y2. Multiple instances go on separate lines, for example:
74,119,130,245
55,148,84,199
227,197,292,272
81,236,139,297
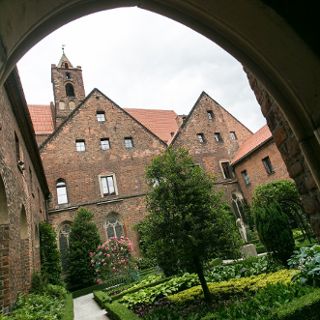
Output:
104,212,125,239
65,83,75,97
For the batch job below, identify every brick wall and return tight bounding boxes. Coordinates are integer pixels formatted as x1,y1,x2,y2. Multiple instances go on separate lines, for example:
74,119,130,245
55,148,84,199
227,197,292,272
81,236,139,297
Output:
41,89,166,253
0,86,47,312
246,71,320,238
234,139,291,202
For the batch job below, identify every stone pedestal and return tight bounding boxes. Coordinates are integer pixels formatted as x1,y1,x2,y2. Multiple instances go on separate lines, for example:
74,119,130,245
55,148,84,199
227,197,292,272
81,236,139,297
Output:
240,243,257,258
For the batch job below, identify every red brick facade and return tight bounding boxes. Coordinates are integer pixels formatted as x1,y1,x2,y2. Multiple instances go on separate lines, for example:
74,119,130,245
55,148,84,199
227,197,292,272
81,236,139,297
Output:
0,70,48,313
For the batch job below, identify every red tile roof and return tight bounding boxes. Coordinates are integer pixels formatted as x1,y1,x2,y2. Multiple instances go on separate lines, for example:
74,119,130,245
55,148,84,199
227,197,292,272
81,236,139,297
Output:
28,105,54,134
232,124,272,164
125,108,179,143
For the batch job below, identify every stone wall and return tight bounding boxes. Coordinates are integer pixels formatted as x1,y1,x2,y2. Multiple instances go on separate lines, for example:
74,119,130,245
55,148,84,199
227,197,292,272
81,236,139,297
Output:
246,72,320,238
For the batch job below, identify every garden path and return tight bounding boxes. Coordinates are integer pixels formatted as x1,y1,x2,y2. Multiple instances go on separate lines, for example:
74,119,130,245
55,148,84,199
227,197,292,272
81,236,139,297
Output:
73,293,110,320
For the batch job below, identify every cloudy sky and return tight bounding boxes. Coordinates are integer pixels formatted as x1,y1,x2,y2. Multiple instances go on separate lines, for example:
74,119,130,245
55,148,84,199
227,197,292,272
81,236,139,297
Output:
18,7,266,132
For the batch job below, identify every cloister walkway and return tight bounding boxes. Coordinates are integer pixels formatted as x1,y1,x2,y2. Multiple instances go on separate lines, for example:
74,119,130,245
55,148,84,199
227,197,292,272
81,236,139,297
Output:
73,293,109,320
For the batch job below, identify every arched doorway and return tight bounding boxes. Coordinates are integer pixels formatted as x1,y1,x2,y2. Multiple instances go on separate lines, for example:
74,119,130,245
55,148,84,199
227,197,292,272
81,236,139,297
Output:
0,175,9,313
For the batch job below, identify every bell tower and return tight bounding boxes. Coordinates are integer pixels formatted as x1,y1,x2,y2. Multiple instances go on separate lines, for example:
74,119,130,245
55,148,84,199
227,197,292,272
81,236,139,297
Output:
51,49,85,127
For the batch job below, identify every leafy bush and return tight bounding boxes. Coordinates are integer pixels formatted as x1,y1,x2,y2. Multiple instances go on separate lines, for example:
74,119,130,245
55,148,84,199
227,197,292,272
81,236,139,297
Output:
103,302,139,320
67,208,101,290
39,222,62,285
31,272,47,294
288,244,320,286
135,257,158,270
272,288,320,319
254,202,295,265
205,255,281,282
202,283,315,320
168,269,297,304
91,236,133,282
120,273,199,308
94,290,112,308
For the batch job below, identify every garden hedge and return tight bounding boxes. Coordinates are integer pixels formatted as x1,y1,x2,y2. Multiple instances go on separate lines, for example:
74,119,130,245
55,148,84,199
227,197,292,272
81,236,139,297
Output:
272,288,320,320
62,293,74,320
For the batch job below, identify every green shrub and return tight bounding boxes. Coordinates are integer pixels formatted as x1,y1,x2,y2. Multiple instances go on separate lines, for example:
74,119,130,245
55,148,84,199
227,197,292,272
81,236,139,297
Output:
169,269,297,304
272,288,320,319
94,290,112,308
62,293,74,320
288,244,320,286
30,272,47,294
105,302,139,320
254,203,295,265
39,222,62,285
66,208,101,290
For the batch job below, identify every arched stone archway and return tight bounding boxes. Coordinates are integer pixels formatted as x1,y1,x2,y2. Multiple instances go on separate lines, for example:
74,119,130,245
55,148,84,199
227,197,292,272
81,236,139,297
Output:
0,175,9,312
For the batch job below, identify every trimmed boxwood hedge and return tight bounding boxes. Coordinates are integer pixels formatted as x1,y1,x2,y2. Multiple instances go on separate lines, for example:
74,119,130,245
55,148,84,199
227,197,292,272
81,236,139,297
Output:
62,293,74,320
272,288,320,320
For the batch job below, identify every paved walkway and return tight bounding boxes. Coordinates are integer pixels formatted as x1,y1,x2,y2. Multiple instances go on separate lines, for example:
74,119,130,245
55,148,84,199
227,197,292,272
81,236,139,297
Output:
73,293,109,320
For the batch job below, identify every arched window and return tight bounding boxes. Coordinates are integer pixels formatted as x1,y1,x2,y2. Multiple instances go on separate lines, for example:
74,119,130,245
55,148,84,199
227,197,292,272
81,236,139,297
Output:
0,175,8,224
59,222,72,271
65,83,75,97
105,212,124,239
56,179,68,204
65,72,71,79
64,62,69,69
20,205,28,240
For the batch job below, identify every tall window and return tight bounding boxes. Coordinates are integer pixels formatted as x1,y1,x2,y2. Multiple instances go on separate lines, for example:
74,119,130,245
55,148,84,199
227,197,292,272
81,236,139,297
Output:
241,170,250,186
96,111,106,122
229,131,237,140
64,62,69,69
105,212,124,239
124,137,134,149
100,138,110,150
221,161,233,179
197,133,205,143
75,139,86,152
207,110,214,120
65,83,75,97
14,132,20,162
262,156,274,174
100,175,116,196
59,223,71,271
214,132,223,142
56,179,68,204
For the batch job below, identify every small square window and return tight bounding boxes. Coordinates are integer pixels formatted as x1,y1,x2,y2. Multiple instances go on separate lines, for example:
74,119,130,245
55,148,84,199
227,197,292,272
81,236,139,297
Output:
262,156,274,175
76,139,86,152
100,138,110,150
214,132,223,142
96,111,106,122
207,110,214,120
230,131,237,140
241,170,250,186
197,133,205,143
124,137,134,149
100,175,116,196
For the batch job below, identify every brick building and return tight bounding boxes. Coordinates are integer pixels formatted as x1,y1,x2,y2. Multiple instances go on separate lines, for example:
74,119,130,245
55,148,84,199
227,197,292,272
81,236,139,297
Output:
27,53,292,269
232,124,291,203
0,69,49,313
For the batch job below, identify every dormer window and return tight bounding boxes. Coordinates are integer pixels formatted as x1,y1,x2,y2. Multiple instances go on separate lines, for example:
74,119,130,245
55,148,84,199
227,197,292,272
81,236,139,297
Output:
65,83,75,97
96,111,106,122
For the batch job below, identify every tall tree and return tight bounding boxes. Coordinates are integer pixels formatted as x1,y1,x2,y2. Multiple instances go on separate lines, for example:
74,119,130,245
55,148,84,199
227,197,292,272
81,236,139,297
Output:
145,147,240,304
39,222,62,285
66,208,101,289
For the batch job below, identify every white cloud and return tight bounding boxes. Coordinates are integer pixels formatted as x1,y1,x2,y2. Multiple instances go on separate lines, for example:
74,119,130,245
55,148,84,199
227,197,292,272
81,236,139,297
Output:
17,7,266,132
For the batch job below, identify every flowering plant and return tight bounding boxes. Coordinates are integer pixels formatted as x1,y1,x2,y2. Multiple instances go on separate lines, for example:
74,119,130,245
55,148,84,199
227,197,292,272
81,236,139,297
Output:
90,236,133,282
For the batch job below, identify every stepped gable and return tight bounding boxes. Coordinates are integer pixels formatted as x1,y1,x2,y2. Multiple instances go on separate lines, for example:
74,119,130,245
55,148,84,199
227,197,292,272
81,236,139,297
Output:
125,108,179,143
232,124,271,164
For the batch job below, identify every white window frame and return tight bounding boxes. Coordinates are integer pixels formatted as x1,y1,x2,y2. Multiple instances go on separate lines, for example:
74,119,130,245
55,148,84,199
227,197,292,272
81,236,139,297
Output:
207,110,214,120
75,139,86,152
104,214,124,239
124,137,134,149
197,133,205,143
99,173,118,197
230,131,237,140
96,111,106,122
100,138,110,150
56,180,68,204
214,132,223,142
